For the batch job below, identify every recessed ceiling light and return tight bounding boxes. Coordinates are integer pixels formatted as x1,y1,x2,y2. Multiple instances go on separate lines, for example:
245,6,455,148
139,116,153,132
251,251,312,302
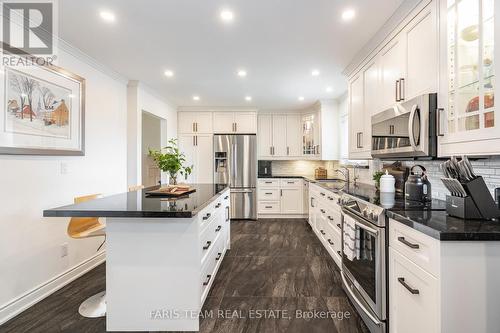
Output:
326,86,334,93
311,69,320,77
220,10,234,22
164,70,174,78
99,10,116,22
245,96,252,101
342,9,356,21
237,69,247,77
298,96,305,101
193,96,200,101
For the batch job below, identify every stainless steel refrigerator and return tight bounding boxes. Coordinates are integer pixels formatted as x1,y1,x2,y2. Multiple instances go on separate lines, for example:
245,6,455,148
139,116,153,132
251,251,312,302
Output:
214,134,256,220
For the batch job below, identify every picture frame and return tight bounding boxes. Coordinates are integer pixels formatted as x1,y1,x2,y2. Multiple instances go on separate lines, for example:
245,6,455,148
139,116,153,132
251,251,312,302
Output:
0,62,85,155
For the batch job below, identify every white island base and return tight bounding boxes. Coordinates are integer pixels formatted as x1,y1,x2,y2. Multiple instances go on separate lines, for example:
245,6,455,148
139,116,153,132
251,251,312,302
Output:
106,189,230,332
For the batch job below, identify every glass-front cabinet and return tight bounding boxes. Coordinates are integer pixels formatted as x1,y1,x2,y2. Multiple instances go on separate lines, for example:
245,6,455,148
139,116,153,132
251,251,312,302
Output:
302,113,320,156
439,0,499,156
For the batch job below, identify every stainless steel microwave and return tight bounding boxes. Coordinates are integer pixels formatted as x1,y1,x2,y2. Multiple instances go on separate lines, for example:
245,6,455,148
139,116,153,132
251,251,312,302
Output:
371,93,437,159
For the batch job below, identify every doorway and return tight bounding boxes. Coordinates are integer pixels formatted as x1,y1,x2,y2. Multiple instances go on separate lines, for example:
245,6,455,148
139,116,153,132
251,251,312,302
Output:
141,111,167,187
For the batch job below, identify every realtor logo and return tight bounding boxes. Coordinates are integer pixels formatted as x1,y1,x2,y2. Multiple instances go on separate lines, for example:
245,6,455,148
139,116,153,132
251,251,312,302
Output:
2,1,56,55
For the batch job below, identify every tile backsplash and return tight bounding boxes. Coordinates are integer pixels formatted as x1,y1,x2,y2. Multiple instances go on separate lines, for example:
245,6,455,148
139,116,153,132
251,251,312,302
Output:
263,160,339,178
365,158,500,200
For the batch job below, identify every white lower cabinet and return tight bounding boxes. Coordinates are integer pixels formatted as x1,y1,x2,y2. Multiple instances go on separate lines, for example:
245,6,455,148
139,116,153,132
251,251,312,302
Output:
388,218,500,333
308,183,342,269
389,248,439,333
257,178,304,216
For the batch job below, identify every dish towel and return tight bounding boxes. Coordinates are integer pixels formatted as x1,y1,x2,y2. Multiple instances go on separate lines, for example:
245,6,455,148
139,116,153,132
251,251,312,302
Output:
343,215,357,261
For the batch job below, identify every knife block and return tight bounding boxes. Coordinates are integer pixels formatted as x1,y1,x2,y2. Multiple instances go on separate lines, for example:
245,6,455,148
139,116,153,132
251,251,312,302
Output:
447,176,500,220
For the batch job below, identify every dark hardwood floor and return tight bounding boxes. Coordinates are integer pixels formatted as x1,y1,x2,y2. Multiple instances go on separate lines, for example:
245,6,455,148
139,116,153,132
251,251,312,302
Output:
1,218,369,333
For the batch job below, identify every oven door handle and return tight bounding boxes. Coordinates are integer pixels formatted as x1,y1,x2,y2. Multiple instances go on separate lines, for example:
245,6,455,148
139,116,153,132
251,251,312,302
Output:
341,272,382,325
408,104,419,151
342,208,379,236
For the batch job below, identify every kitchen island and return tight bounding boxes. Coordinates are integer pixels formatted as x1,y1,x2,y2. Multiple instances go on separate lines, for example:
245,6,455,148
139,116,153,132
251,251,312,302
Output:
44,184,230,332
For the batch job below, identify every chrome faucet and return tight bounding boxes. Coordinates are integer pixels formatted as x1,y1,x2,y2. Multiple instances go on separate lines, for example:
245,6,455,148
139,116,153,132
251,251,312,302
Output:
335,167,350,186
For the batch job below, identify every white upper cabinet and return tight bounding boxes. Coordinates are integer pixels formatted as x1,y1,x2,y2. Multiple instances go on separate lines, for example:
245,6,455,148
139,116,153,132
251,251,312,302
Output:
258,113,303,159
349,74,371,159
364,59,381,116
438,0,500,156
286,114,302,157
272,114,288,156
178,112,213,134
178,134,213,184
213,112,257,134
234,113,257,133
380,36,407,110
405,4,438,100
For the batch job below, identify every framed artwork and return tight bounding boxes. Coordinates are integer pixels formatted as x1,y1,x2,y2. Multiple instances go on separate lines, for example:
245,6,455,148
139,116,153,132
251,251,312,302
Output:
0,63,85,155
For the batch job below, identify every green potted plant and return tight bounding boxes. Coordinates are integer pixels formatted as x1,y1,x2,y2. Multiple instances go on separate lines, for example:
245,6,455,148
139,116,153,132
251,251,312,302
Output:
148,139,193,185
373,170,384,190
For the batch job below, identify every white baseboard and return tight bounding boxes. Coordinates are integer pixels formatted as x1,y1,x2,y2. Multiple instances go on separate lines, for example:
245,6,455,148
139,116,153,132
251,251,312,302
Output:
0,251,106,325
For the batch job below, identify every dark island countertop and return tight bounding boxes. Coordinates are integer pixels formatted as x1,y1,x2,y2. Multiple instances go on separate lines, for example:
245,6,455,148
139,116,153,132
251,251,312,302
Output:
43,184,229,218
387,209,500,241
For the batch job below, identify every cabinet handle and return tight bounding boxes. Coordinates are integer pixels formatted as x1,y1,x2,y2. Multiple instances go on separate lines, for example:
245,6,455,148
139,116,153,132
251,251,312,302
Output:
328,239,334,245
398,277,419,295
327,196,333,201
215,225,222,232
235,123,237,132
215,252,222,261
287,147,290,155
389,125,395,135
265,206,273,209
225,206,230,222
203,213,211,221
280,189,283,197
337,251,341,256
328,216,333,221
358,132,363,149
265,192,273,195
397,236,420,249
320,209,326,214
310,197,315,208
437,108,445,136
265,181,273,184
192,122,196,132
337,223,341,229
320,230,326,235
193,136,196,146
320,193,325,197
400,78,405,101
395,80,400,102
203,274,212,286
270,146,273,155
215,203,221,208
224,196,229,200
203,241,212,250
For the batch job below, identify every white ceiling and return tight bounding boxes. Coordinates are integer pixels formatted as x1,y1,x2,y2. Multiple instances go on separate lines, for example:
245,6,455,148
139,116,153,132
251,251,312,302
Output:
59,0,404,110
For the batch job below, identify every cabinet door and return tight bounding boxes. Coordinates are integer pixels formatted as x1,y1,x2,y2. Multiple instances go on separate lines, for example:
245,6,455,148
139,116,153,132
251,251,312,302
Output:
406,4,437,100
389,248,439,333
178,134,196,183
348,75,364,155
380,36,406,109
234,113,257,133
195,112,213,134
178,112,196,134
213,112,235,133
272,115,288,156
195,134,213,184
286,114,302,157
364,59,381,116
280,188,303,214
257,114,273,158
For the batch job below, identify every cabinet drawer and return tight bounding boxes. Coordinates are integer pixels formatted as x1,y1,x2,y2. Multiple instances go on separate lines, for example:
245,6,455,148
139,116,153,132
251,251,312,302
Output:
258,179,280,187
389,219,440,277
258,201,280,214
200,238,224,302
389,248,439,333
280,179,302,187
258,188,280,201
326,209,342,237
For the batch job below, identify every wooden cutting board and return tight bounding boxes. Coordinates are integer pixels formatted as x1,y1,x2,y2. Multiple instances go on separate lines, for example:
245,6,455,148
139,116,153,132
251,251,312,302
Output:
145,185,196,197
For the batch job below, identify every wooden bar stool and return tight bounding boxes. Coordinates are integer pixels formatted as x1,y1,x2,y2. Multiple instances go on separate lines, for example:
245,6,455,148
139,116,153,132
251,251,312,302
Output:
68,194,106,318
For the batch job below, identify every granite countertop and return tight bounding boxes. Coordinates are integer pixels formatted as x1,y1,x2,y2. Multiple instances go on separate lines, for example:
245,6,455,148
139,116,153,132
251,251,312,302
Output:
43,184,229,218
387,209,500,241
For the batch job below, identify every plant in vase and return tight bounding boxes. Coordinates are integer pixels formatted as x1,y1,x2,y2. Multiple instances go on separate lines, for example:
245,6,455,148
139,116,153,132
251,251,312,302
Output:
373,171,384,191
149,139,193,185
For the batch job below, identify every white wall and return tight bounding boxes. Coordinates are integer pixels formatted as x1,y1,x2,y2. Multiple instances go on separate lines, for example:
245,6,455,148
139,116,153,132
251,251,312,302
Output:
127,82,177,187
0,48,128,323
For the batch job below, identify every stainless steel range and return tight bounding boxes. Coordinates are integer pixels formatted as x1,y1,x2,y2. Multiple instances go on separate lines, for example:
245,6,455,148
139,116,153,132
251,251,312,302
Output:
340,193,387,333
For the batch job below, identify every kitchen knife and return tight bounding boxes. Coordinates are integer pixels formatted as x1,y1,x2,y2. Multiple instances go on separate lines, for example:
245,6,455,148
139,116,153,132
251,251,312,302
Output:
462,155,477,179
